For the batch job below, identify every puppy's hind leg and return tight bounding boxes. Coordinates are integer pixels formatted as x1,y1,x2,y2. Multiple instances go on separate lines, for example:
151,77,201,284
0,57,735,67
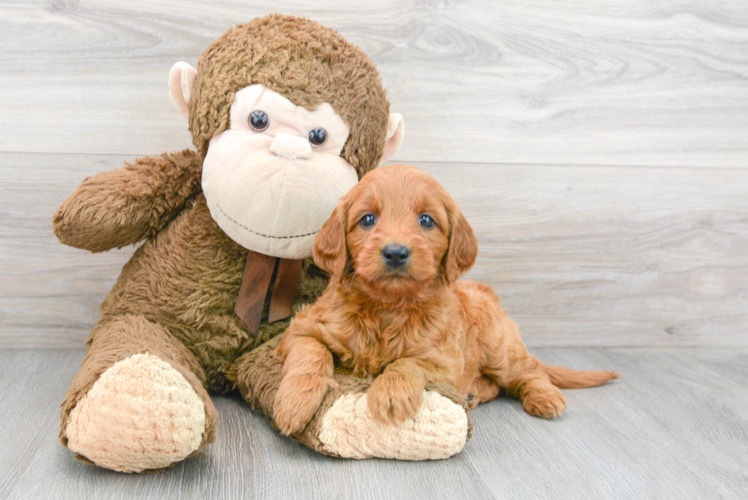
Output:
483,360,567,419
510,362,619,418
478,308,617,418
466,375,501,409
480,317,567,419
510,368,568,419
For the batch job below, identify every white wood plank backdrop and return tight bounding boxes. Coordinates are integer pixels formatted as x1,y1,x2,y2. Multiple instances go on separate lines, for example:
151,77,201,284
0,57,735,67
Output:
1,0,747,347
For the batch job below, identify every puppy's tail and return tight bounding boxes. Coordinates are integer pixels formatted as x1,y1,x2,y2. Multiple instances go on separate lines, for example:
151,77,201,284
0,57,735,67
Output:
541,363,619,389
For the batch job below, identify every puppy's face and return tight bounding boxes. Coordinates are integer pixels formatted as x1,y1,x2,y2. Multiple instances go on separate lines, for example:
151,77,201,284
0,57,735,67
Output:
313,164,478,300
346,169,450,297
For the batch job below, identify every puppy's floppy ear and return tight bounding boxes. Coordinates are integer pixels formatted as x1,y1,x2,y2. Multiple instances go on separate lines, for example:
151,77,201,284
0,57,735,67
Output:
443,208,478,283
313,203,348,279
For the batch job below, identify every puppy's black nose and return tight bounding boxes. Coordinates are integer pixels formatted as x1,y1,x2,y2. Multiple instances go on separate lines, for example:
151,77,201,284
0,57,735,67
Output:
382,244,410,268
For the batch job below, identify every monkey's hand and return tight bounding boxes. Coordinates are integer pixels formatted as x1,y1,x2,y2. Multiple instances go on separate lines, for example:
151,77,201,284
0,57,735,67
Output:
231,336,471,460
53,149,202,253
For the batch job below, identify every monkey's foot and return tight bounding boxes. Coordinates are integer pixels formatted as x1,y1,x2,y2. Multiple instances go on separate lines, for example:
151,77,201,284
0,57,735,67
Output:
318,390,469,460
65,353,206,473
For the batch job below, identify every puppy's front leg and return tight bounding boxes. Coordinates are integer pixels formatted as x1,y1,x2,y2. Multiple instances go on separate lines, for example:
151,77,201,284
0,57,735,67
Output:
367,358,443,426
273,333,339,436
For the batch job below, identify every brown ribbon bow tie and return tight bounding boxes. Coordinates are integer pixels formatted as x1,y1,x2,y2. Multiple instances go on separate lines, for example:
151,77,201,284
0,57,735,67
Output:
234,250,303,335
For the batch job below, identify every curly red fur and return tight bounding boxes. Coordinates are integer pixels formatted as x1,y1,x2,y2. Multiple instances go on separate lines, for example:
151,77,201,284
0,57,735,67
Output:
273,164,618,435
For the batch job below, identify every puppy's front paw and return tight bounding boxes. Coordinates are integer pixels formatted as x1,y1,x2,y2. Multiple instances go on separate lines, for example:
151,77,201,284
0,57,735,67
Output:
522,385,567,419
367,373,424,426
274,375,337,436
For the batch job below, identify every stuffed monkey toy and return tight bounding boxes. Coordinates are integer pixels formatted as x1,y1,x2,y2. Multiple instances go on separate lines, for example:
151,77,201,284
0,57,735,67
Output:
54,14,470,473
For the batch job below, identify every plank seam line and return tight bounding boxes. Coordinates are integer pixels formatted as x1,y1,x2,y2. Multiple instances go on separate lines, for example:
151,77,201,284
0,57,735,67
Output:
0,151,746,171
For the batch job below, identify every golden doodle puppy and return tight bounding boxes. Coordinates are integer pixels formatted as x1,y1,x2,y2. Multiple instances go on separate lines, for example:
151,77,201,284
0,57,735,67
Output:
273,164,618,435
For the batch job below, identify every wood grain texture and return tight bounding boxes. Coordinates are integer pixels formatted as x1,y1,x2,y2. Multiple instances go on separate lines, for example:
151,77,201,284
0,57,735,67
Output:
1,348,746,499
0,0,747,167
0,153,136,348
2,2,746,496
2,153,746,347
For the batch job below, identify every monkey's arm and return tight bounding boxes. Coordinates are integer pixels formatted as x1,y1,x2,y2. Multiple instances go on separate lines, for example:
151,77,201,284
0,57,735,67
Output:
231,336,471,460
53,149,202,253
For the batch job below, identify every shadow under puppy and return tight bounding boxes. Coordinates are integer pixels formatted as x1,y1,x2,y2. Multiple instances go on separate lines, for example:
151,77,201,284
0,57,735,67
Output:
274,164,618,435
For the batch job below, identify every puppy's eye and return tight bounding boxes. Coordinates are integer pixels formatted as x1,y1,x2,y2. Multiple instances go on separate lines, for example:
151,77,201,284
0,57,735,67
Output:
249,110,269,132
419,214,435,229
360,213,377,228
308,128,327,146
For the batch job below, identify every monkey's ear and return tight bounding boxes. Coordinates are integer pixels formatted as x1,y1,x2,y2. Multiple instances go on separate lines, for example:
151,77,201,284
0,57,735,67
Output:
169,62,198,118
313,205,349,280
379,113,405,165
443,209,478,284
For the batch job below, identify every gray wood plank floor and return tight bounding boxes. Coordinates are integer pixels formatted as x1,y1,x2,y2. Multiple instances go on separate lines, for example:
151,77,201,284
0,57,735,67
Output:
1,348,746,500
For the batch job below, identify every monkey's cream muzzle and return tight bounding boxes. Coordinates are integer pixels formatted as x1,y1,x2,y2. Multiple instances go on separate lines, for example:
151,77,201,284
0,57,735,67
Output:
202,84,357,260
269,132,312,159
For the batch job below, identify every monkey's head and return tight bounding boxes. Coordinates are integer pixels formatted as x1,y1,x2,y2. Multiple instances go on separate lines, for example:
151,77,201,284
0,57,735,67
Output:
168,14,405,259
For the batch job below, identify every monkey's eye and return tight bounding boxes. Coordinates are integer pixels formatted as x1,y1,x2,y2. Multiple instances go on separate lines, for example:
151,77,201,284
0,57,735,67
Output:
360,213,377,228
419,214,435,229
308,128,327,147
248,110,269,132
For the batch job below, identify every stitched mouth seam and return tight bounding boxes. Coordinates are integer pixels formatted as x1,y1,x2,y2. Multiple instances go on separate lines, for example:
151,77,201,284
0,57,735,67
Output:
217,205,320,240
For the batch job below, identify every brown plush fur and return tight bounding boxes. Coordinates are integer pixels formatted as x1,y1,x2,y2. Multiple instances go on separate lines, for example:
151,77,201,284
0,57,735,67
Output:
273,165,619,435
53,150,203,253
189,14,390,173
53,14,393,468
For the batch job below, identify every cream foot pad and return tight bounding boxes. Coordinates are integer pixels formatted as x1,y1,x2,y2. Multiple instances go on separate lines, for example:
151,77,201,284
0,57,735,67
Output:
318,391,469,460
65,353,206,473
